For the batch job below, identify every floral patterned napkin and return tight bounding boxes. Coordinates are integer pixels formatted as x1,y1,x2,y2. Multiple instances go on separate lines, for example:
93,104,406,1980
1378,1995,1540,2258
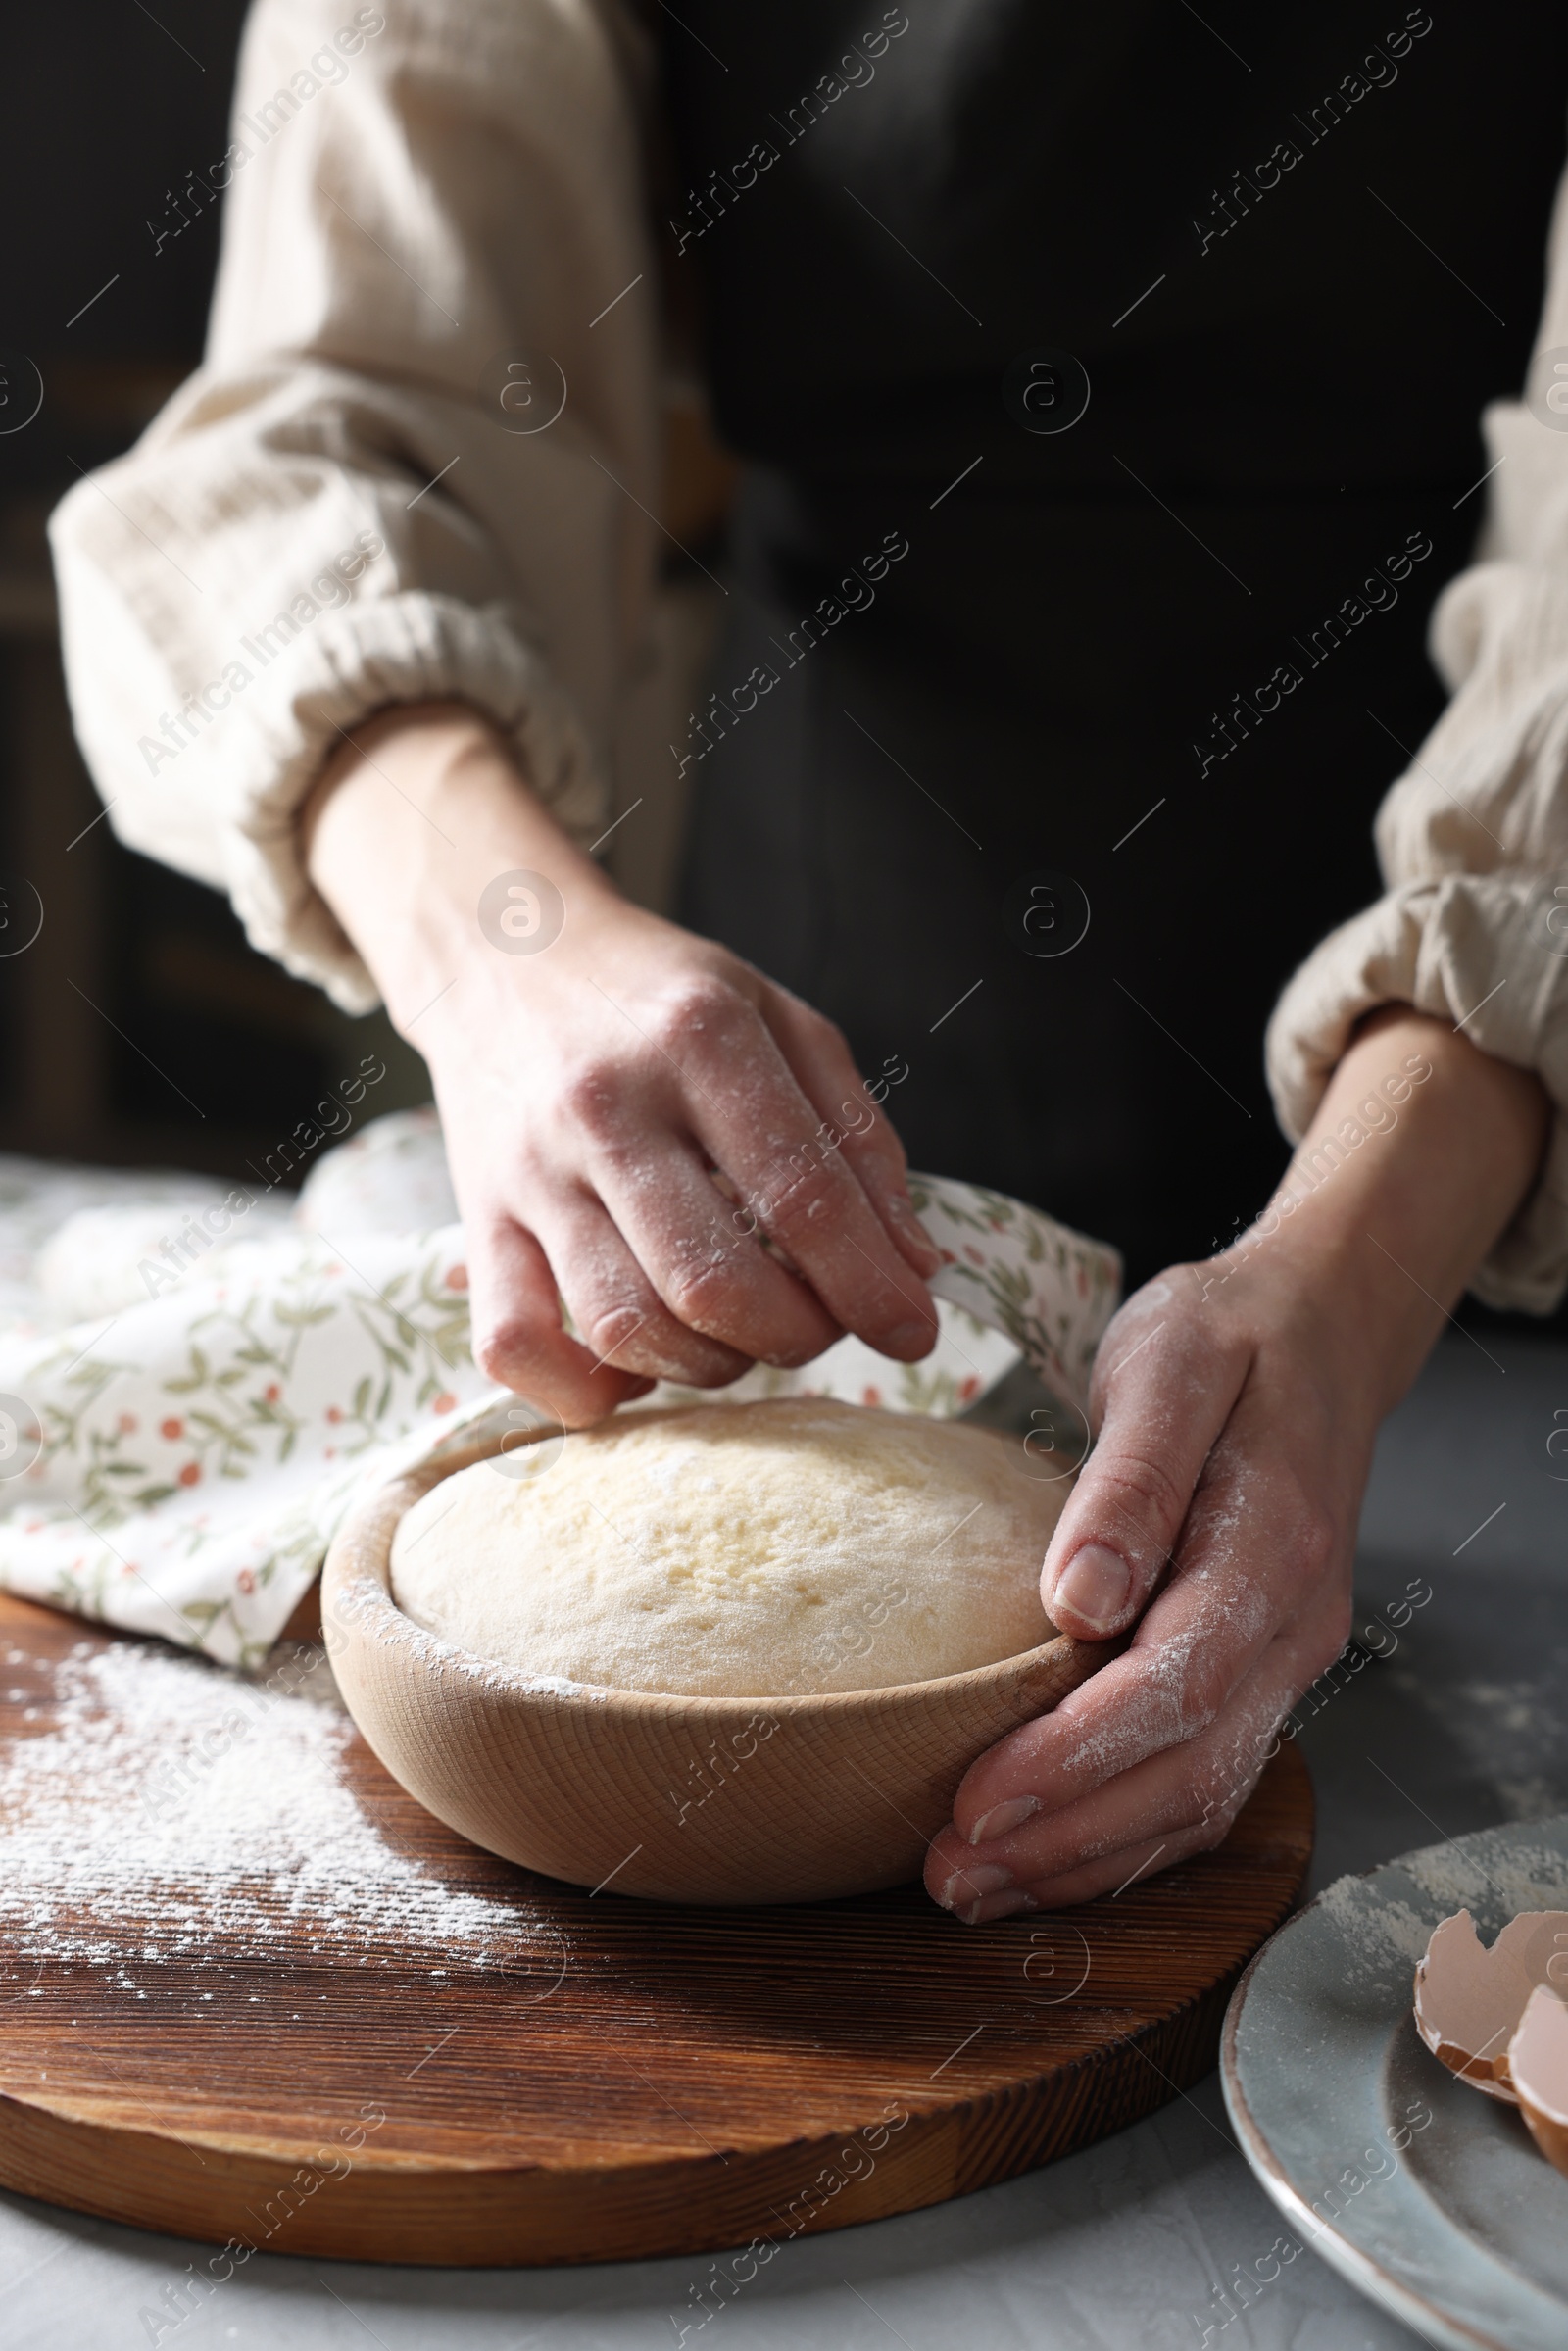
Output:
0,1115,1120,1669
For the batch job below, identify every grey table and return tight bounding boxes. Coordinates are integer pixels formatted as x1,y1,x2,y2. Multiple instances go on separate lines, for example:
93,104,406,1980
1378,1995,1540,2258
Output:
5,1326,1564,2351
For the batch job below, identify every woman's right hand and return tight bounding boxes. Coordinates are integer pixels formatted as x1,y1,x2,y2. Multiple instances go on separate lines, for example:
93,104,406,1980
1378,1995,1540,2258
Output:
305,704,940,1424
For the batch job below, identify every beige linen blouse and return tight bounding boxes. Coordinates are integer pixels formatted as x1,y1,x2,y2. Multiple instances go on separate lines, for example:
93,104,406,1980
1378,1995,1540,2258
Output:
47,0,1568,1311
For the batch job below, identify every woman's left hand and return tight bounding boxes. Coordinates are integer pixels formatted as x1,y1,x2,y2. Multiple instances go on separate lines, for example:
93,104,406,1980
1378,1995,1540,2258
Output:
925,1007,1549,1924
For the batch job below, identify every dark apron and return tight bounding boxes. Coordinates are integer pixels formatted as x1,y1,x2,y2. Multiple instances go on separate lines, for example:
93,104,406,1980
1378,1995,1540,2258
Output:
661,4,1567,1279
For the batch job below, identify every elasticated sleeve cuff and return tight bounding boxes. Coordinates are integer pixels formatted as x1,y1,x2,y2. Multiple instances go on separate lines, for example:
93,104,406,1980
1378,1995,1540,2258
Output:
208,588,604,1012
1265,873,1568,1314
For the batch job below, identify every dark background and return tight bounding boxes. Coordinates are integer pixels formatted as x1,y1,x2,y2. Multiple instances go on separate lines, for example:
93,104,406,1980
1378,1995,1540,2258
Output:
0,0,422,1181
0,2,1556,1336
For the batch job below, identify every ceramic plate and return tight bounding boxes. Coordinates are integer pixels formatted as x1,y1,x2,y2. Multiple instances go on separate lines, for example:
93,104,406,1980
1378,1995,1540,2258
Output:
1222,1815,1568,2351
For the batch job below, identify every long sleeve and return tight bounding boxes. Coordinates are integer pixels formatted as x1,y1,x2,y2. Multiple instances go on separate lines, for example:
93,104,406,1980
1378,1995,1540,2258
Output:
1266,157,1568,1314
48,0,661,1011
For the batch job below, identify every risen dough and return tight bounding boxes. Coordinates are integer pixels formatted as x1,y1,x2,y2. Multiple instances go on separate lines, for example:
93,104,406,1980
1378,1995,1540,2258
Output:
389,1398,1066,1697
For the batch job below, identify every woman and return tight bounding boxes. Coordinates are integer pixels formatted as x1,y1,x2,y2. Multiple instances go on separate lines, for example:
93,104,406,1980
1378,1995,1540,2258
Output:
51,0,1568,1920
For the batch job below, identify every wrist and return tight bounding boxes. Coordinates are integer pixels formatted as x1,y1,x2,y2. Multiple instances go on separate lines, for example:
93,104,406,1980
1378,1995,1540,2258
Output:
1220,1008,1547,1421
1242,1196,1443,1427
304,701,626,1041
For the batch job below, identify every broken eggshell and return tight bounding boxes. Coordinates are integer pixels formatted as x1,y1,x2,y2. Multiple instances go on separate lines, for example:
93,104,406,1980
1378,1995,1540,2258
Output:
1412,1908,1568,2102
1510,1982,1568,2176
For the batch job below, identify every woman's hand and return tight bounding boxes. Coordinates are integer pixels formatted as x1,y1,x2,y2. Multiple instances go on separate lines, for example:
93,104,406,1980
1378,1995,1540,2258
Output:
925,1007,1548,1923
304,704,939,1424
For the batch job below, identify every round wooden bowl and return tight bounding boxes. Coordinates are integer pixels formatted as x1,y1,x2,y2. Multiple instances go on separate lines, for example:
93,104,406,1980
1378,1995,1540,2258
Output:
321,1428,1114,1906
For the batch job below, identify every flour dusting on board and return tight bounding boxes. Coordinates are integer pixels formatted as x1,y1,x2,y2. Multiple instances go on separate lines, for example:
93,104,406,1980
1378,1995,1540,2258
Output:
0,1641,568,1975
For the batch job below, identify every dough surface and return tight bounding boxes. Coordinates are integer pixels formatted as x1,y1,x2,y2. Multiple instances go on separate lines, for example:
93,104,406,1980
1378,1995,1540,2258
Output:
389,1398,1067,1697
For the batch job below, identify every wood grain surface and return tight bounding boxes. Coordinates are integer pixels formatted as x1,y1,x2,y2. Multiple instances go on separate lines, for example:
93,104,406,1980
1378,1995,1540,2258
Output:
0,1592,1313,2267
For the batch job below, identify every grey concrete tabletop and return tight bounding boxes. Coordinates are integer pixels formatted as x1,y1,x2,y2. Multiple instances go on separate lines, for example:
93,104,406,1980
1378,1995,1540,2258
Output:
4,1325,1563,2351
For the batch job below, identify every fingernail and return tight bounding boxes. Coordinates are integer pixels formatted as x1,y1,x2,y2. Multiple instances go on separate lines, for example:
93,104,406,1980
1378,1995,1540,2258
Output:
889,1193,940,1261
969,1795,1041,1846
1052,1542,1131,1633
940,1862,1012,1909
977,1890,1035,1922
887,1315,934,1355
960,1887,1034,1926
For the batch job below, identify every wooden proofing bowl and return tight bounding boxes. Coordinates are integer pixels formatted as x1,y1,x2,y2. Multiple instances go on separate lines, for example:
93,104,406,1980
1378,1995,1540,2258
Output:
321,1429,1112,1906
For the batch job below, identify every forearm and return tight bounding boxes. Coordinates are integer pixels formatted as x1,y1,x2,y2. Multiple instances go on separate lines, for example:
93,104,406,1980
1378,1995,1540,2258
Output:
1241,1006,1549,1416
302,701,624,1040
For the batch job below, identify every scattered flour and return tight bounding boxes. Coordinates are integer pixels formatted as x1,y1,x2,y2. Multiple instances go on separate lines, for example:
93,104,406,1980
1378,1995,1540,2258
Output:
1311,1833,1568,1991
1312,1878,1439,1982
0,1640,567,1976
1400,1838,1568,1926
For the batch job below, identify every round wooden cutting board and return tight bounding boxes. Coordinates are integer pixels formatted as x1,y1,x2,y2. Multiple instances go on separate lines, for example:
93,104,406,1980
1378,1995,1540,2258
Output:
0,1591,1312,2268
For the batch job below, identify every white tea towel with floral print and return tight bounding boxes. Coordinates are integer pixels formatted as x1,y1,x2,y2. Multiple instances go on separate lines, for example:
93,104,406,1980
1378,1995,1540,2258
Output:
0,1113,1120,1668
